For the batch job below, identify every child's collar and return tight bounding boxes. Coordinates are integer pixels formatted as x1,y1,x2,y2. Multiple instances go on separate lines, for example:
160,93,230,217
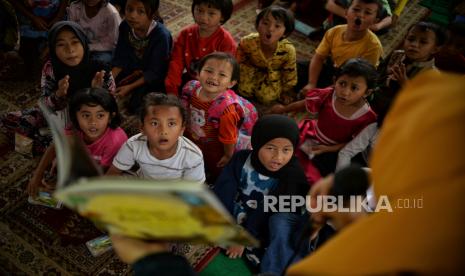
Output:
131,20,157,39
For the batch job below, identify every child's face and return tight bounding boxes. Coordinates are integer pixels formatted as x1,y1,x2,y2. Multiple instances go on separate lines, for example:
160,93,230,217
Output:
334,74,369,107
257,13,286,47
142,105,185,160
55,29,84,67
193,3,223,34
198,58,236,96
76,104,111,143
125,0,152,33
345,0,378,32
84,0,102,7
403,27,439,62
258,138,294,172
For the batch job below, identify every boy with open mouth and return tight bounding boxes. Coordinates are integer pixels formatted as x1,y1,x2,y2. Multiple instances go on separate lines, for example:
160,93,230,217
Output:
297,0,383,95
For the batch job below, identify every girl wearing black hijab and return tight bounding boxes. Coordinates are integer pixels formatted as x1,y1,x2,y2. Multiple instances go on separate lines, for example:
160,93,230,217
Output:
41,21,115,127
213,114,309,272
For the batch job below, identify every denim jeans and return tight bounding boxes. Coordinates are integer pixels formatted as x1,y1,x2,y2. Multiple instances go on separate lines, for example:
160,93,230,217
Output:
260,212,310,276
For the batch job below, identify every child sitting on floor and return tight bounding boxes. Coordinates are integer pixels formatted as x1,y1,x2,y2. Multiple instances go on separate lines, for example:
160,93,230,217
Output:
68,0,122,65
106,93,206,183
27,87,127,197
271,58,377,184
180,52,258,184
371,21,447,116
1,21,115,157
9,0,67,65
236,5,297,108
111,0,172,114
43,21,115,127
260,165,371,275
324,0,393,34
164,0,236,95
213,114,309,272
297,0,383,94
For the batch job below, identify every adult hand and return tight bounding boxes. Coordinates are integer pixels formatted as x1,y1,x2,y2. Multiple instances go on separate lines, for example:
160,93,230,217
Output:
110,234,170,264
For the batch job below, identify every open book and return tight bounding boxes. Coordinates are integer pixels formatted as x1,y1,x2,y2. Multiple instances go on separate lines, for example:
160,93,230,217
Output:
38,100,258,247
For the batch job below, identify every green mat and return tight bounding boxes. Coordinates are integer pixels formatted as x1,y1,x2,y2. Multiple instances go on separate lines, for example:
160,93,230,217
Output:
199,252,253,276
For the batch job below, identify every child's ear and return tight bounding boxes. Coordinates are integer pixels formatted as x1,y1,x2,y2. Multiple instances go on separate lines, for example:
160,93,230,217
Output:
180,124,186,136
228,80,237,89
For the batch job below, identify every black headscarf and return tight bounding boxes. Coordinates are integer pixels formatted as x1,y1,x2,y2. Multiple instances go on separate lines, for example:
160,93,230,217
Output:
48,21,104,98
250,115,309,196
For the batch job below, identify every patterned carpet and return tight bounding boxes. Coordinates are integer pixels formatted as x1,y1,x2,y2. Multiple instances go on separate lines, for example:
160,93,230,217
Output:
0,0,428,274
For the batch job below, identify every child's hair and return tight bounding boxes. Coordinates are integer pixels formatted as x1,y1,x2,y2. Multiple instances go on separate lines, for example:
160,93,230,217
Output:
197,52,240,82
191,0,233,24
255,5,295,38
335,58,378,90
408,21,448,47
69,88,122,130
349,0,383,19
140,92,187,125
331,165,369,207
132,0,159,18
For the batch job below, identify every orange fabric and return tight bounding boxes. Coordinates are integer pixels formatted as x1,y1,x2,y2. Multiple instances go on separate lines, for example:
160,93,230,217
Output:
218,104,240,145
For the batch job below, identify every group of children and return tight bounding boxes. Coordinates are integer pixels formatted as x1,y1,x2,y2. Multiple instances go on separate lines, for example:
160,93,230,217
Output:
11,0,451,274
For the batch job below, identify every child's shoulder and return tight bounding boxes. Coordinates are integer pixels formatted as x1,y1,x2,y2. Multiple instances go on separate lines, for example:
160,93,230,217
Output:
364,29,382,46
127,133,146,144
179,24,199,36
103,2,120,14
306,87,334,99
180,80,201,96
178,136,203,158
277,38,295,51
119,20,130,31
241,32,259,42
108,127,128,140
217,26,235,40
326,24,347,36
149,22,172,39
